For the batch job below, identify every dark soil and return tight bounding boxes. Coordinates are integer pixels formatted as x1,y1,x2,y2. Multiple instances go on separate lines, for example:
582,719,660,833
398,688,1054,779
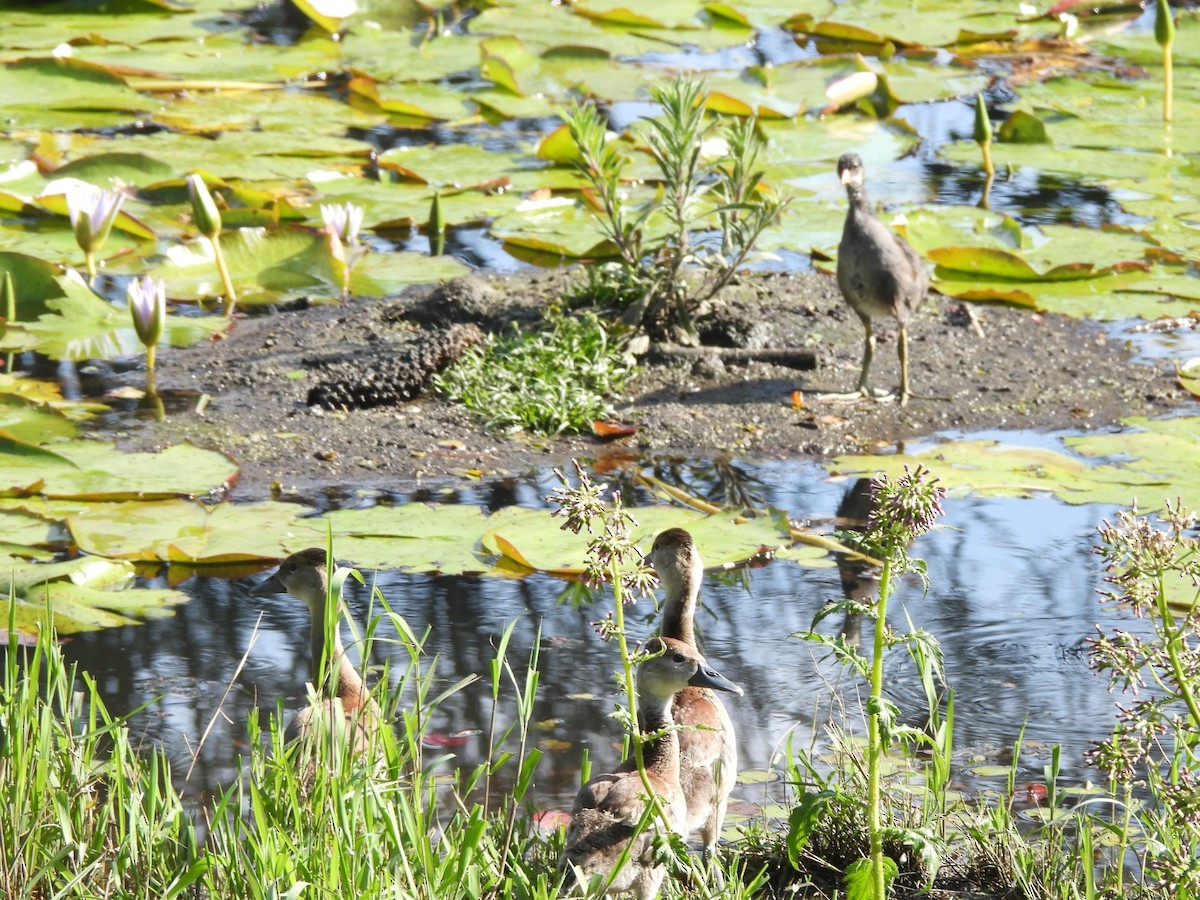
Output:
123,270,1184,500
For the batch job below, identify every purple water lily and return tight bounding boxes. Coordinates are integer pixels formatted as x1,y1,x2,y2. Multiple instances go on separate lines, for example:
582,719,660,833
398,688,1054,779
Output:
66,183,123,282
127,275,165,374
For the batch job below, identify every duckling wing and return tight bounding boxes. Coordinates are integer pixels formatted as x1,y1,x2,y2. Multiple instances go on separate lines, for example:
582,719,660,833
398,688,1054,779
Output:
672,687,736,836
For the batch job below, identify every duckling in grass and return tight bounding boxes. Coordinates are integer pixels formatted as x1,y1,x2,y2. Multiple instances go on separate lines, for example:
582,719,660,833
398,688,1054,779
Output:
648,527,739,865
251,548,381,755
559,636,743,900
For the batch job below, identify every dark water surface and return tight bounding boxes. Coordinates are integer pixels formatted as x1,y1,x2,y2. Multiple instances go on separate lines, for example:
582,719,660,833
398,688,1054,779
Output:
56,458,1148,819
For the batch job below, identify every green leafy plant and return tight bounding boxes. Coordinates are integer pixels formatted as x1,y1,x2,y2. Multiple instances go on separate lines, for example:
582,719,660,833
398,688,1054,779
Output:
433,308,635,436
1089,500,1200,894
793,465,948,898
564,76,789,346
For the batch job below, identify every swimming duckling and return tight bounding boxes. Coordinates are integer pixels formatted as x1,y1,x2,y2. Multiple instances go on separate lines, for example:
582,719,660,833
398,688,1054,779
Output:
648,527,738,863
559,637,743,900
251,547,380,751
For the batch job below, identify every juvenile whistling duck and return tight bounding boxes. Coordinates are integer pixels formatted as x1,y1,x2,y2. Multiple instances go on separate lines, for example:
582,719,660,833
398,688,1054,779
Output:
251,547,380,751
559,637,743,900
648,527,739,864
835,152,929,406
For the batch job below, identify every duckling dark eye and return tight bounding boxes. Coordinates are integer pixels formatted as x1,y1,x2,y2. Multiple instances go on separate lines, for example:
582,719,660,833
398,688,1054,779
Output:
673,653,686,663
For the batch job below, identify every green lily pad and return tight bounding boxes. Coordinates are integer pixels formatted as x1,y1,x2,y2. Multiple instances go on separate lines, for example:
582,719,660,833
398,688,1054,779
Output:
153,227,339,306
0,57,160,130
0,439,238,500
482,506,793,574
68,499,326,563
830,416,1200,511
0,272,227,360
2,553,187,636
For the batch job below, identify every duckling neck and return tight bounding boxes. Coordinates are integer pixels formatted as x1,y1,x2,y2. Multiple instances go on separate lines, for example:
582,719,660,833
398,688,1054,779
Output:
660,570,699,647
845,183,871,216
309,607,368,708
637,695,680,779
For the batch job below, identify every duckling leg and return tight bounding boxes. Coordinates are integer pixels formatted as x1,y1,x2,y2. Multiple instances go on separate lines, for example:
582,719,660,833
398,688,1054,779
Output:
898,321,910,407
816,318,892,403
856,317,876,398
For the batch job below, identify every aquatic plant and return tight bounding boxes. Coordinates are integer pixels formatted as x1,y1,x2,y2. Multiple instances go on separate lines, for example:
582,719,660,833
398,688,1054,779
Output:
66,183,123,284
1156,0,1175,123
186,174,238,316
320,201,363,248
127,275,166,379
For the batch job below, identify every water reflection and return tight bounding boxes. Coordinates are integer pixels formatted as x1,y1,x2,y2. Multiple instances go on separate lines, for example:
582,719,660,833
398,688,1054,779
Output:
45,461,1152,820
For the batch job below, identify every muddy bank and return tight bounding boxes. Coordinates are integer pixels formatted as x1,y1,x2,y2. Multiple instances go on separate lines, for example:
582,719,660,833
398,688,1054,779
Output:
120,270,1183,501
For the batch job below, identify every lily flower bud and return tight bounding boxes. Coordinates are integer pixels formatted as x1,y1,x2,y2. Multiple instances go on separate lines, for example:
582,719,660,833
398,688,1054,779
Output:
186,174,222,239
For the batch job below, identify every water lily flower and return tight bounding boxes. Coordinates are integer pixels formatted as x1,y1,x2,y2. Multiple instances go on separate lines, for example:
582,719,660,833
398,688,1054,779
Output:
67,183,124,283
127,275,165,374
185,173,237,315
320,202,364,247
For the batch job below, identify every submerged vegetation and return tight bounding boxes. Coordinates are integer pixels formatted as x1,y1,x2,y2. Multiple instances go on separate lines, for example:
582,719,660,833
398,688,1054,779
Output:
4,480,1200,898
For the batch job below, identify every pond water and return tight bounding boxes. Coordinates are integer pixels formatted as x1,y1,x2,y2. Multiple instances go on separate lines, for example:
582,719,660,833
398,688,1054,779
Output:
56,457,1149,820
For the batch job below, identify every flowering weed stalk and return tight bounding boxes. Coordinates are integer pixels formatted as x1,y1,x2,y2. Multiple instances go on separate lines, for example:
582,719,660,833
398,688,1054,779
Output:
548,461,674,887
1089,500,1200,894
797,465,946,899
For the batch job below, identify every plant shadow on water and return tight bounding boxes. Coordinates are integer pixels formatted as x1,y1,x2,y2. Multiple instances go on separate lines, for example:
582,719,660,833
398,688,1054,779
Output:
51,461,1151,827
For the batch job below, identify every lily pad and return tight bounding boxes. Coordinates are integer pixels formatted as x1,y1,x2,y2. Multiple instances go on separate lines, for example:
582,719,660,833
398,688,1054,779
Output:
829,416,1200,511
68,499,327,563
0,439,238,500
1,553,187,636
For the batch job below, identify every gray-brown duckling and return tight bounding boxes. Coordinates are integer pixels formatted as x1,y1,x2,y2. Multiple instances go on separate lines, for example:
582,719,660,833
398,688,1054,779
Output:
559,637,743,900
251,547,380,753
648,527,739,864
835,152,929,406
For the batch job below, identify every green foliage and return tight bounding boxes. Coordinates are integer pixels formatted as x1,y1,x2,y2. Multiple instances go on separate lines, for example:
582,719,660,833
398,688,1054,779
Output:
0,612,204,898
1,577,560,900
433,308,635,435
563,76,789,345
797,466,947,898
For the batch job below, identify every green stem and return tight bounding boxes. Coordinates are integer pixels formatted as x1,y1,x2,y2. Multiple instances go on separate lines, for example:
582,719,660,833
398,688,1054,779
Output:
980,140,994,179
85,251,97,285
868,555,892,899
1163,41,1173,124
210,236,238,316
1155,569,1200,732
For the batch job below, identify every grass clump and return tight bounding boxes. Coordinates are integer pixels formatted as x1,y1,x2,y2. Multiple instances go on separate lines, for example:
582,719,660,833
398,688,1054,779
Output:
434,308,635,436
0,617,204,899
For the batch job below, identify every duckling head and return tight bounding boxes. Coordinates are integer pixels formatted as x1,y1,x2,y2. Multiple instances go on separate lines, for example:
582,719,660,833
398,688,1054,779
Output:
640,636,742,699
647,528,703,595
251,547,332,614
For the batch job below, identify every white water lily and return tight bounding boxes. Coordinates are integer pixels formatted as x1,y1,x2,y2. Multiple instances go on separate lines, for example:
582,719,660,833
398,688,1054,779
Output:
127,275,166,373
66,183,123,281
320,202,364,246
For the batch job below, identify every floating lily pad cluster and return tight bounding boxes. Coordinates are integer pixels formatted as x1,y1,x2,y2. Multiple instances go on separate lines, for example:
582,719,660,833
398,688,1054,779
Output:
0,388,824,634
1,0,1198,633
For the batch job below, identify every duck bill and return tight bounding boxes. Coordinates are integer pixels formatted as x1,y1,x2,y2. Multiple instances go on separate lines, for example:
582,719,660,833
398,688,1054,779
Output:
250,571,286,596
688,664,743,696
